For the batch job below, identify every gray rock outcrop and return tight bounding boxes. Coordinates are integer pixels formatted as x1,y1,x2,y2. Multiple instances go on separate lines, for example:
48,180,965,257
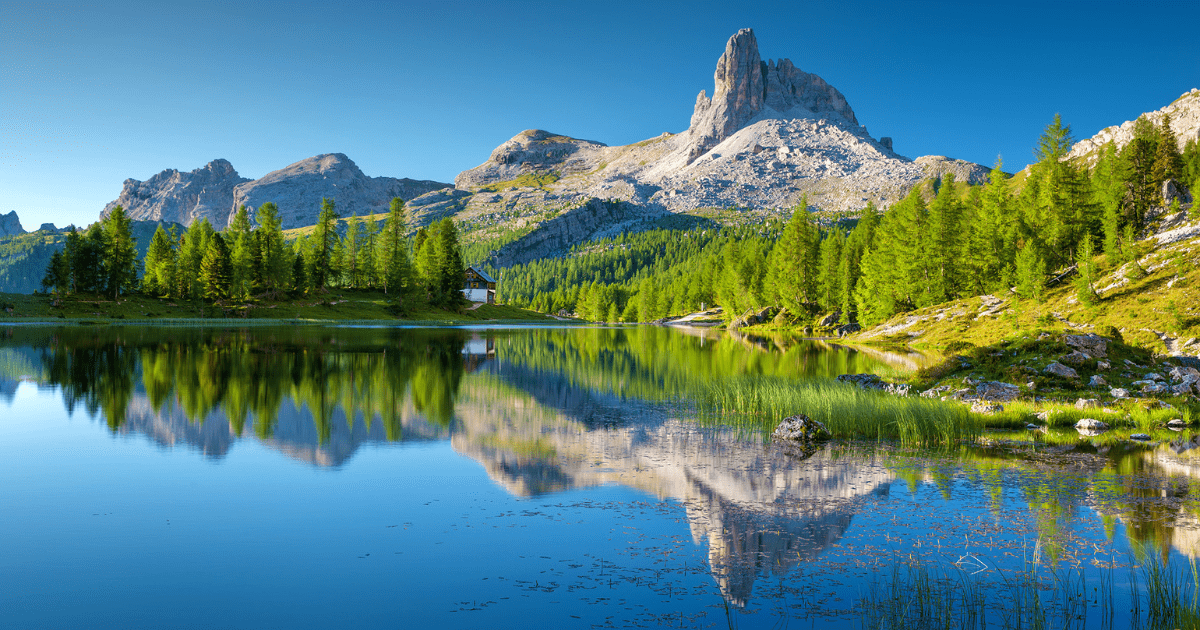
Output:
975,381,1020,402
453,29,990,220
230,153,450,230
1063,333,1108,358
103,154,451,230
0,211,24,237
1068,88,1200,166
102,159,250,227
1045,362,1079,379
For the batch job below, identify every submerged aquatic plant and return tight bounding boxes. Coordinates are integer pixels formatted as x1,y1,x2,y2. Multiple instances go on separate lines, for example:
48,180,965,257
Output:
700,377,979,447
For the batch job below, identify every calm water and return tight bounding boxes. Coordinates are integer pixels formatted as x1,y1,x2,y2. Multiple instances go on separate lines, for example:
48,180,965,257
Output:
2,324,1199,629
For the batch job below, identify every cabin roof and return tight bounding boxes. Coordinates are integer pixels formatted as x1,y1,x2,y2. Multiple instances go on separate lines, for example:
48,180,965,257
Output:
466,266,496,284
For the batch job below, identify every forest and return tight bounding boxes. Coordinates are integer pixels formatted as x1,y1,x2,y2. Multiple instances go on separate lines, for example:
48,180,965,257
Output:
42,198,470,312
33,113,1200,327
501,113,1200,325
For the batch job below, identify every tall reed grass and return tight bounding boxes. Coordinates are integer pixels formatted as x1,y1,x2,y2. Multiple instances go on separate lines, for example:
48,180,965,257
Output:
700,377,980,447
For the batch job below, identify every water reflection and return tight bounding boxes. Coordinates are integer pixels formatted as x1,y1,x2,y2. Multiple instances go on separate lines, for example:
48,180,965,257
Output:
5,324,1200,613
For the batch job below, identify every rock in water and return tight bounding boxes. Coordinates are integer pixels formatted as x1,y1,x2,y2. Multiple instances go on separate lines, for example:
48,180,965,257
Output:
1075,418,1109,431
772,414,831,442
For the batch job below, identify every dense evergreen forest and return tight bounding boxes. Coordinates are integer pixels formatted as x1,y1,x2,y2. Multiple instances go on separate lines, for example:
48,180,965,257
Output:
42,198,469,312
502,113,1200,324
30,113,1200,325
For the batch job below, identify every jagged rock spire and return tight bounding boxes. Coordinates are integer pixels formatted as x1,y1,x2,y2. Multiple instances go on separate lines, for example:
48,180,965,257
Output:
686,28,858,163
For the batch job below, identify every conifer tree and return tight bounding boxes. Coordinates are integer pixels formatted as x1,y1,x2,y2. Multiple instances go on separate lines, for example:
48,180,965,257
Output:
768,201,820,311
142,224,175,296
101,205,138,298
227,205,254,300
925,175,961,304
200,233,233,301
41,250,70,295
1014,242,1046,302
816,229,844,312
310,198,339,290
256,202,288,293
376,197,412,298
1120,116,1160,232
1151,113,1184,195
1074,234,1098,306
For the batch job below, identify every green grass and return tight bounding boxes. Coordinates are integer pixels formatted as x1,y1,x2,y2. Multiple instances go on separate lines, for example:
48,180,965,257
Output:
700,377,980,447
0,291,555,324
859,540,1200,630
477,172,560,192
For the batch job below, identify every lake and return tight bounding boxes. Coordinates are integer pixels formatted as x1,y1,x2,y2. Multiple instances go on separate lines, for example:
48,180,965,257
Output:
2,324,1198,629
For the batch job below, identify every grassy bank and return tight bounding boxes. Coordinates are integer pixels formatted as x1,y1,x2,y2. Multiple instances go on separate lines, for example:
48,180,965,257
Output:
0,291,559,324
700,378,979,447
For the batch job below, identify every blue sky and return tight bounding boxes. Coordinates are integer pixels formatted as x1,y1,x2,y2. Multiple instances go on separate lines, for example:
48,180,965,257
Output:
3,0,1198,229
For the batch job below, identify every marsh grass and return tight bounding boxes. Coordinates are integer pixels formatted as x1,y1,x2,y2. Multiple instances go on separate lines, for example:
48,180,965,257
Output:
859,542,1200,630
701,378,980,447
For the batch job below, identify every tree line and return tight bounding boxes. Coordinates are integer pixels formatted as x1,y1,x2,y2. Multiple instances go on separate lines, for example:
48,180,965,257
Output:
43,197,469,311
503,112,1198,324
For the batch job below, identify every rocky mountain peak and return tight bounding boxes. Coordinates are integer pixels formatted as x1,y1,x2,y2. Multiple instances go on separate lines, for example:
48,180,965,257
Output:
0,211,25,237
686,28,859,163
102,159,251,227
1068,88,1200,165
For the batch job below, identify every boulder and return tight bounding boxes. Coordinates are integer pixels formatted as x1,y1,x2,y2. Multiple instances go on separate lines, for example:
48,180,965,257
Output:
970,402,1004,415
1168,366,1200,383
1075,418,1109,431
1075,398,1101,410
1168,418,1189,427
1142,382,1169,395
816,311,841,327
772,414,831,442
975,381,1020,402
1163,178,1193,206
1097,360,1111,371
1089,375,1107,388
1060,351,1091,366
1110,388,1131,399
1045,362,1079,379
1130,433,1152,441
1145,372,1165,382
1172,383,1196,396
1063,333,1108,359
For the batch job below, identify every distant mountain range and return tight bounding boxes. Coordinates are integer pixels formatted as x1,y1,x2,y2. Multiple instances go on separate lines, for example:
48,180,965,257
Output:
1,28,1197,294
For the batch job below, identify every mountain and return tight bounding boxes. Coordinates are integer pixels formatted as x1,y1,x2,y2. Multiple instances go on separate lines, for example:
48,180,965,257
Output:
0,211,26,237
102,159,250,227
103,154,451,230
453,28,990,219
1068,88,1200,166
229,153,451,230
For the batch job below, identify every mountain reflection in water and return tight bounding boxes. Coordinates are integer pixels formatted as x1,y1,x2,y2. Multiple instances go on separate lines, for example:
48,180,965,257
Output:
5,324,1200,615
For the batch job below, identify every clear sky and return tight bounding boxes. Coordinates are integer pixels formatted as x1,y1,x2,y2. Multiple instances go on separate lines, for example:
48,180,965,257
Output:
3,0,1198,230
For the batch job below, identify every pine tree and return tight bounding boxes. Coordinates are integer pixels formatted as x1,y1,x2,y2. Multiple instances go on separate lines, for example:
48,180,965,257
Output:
1151,113,1184,196
142,224,175,296
41,250,70,295
1120,116,1160,232
255,203,288,293
925,174,962,304
310,198,339,290
101,205,138,298
816,229,844,312
227,205,254,300
768,201,820,312
200,233,233,301
1014,242,1046,302
376,197,413,299
1074,234,1098,306
433,218,466,310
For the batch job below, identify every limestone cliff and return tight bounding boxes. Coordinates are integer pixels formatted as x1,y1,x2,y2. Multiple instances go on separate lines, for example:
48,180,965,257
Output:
1068,88,1200,166
0,211,25,237
101,159,249,227
453,28,989,219
102,154,451,230
229,153,451,230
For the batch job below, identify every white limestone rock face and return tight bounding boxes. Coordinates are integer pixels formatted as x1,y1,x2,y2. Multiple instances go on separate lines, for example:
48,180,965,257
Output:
102,159,250,227
230,153,450,230
1068,89,1200,166
453,28,990,218
102,155,451,230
